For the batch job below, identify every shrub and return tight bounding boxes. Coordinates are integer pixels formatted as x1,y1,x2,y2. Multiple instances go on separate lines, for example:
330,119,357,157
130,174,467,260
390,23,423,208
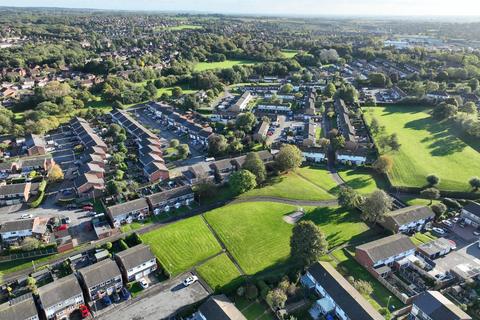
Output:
257,280,270,300
245,283,258,300
119,239,129,250
236,286,245,297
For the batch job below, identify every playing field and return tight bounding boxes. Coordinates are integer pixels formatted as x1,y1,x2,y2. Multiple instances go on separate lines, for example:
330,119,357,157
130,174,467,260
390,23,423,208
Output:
338,168,386,194
296,166,339,194
141,216,222,276
194,59,259,72
196,253,243,292
164,24,203,31
280,49,300,58
365,105,480,191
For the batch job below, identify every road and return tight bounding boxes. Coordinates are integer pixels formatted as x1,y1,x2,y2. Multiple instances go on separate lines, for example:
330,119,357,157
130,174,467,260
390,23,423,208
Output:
96,272,209,320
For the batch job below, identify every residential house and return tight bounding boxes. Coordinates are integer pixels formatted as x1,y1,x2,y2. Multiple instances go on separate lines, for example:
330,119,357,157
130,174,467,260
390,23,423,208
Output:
417,238,456,260
24,134,46,156
106,198,150,227
78,259,123,301
0,182,39,206
115,244,157,282
144,161,170,183
18,156,55,173
184,163,215,184
461,202,480,228
146,185,194,214
253,120,269,142
192,294,246,320
335,142,369,165
0,217,49,243
426,91,450,102
228,91,252,113
301,146,326,163
256,150,274,163
74,173,105,196
303,121,317,147
80,162,105,179
0,162,15,175
37,275,85,320
70,117,107,152
379,205,435,234
355,234,416,278
211,159,236,182
302,261,384,320
409,290,472,320
0,294,39,320
231,155,247,170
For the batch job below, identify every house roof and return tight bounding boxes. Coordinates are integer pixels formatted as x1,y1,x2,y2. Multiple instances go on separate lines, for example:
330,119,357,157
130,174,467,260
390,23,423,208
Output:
418,238,456,257
198,294,246,320
115,244,155,271
25,133,46,149
0,218,35,233
380,205,435,230
38,274,83,308
212,159,235,171
0,295,38,320
256,150,273,162
356,234,416,263
413,291,472,320
144,161,168,175
307,262,384,320
463,202,480,218
146,185,193,206
107,198,149,218
79,259,121,288
0,183,28,196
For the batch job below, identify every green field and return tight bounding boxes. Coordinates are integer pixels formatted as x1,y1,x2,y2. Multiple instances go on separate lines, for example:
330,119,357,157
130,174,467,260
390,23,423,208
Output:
167,24,203,31
157,86,197,97
196,254,243,292
141,216,222,276
338,167,386,194
280,49,300,59
296,166,339,194
241,171,335,201
194,59,259,72
365,105,480,191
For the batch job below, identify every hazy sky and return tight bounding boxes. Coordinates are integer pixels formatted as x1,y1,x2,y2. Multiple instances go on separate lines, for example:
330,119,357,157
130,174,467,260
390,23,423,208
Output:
2,0,480,16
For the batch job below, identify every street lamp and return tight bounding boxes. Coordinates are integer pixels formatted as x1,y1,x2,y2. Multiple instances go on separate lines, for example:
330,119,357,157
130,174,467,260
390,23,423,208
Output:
387,295,392,310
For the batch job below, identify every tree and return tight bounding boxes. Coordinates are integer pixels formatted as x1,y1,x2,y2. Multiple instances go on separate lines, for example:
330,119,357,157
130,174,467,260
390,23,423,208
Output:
243,152,267,184
360,190,393,223
171,86,183,98
432,103,458,119
353,280,373,297
469,177,480,191
275,145,303,172
48,164,64,182
170,139,180,148
290,221,328,266
368,72,388,87
373,155,393,174
236,112,256,132
229,169,257,194
338,186,364,209
461,101,478,115
426,174,440,187
324,83,336,98
388,133,401,151
370,117,380,134
21,237,40,251
245,283,258,300
177,144,190,159
420,188,440,205
208,134,228,156
266,289,288,310
103,241,113,250
431,203,447,221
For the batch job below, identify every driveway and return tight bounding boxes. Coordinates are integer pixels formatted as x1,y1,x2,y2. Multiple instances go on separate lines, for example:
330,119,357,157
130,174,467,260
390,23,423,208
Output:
96,272,209,320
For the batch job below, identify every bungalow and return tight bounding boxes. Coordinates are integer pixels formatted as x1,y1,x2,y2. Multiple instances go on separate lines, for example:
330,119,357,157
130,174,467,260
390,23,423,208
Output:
410,290,472,320
0,182,39,206
24,134,46,156
115,244,157,282
107,198,150,227
426,91,450,102
78,259,123,301
355,234,416,278
335,142,369,165
192,294,246,320
37,275,85,320
460,202,480,228
0,294,39,320
379,205,435,234
146,185,194,214
335,99,356,142
302,261,383,320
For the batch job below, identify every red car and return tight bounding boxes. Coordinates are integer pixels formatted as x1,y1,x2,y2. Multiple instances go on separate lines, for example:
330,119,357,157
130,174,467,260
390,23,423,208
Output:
56,224,68,231
79,304,90,318
82,205,93,211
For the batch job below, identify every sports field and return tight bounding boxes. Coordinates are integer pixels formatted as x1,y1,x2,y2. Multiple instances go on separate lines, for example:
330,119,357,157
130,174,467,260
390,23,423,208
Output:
194,59,259,72
196,253,243,292
365,105,480,191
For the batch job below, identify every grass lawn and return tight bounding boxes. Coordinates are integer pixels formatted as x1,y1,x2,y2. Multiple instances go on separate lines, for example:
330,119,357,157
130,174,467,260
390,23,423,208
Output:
280,49,300,59
196,253,243,293
241,171,335,201
330,248,404,311
338,167,386,194
233,296,274,320
83,95,113,112
296,166,339,195
165,24,203,31
157,86,197,97
397,194,441,207
410,232,437,245
194,59,259,72
365,105,480,191
140,216,222,276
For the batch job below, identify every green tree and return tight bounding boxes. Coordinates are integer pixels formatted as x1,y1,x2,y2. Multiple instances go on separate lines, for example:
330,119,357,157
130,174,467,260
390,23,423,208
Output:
338,186,364,209
324,83,336,98
290,221,328,266
426,174,440,187
171,86,183,98
360,190,393,223
170,139,180,148
177,144,190,159
469,177,480,191
275,145,302,172
242,152,267,184
432,103,458,119
235,112,256,132
420,188,441,205
373,155,394,174
431,203,447,221
208,134,228,156
266,289,288,310
229,169,257,194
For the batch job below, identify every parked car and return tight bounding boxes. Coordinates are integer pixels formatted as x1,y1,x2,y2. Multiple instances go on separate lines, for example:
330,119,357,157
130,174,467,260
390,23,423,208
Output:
183,275,198,287
459,221,466,228
432,227,447,235
442,220,454,228
62,217,71,224
19,214,33,219
79,305,90,318
120,287,131,300
112,292,121,303
452,217,460,223
102,295,112,306
473,230,480,236
139,278,149,289
82,205,93,211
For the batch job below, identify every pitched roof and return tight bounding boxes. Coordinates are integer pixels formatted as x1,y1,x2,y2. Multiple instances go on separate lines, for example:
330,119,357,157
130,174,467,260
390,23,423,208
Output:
115,244,155,270
0,183,27,196
25,133,46,149
380,205,434,229
413,291,472,320
146,185,193,206
463,202,480,218
199,294,246,320
107,198,149,218
0,218,35,233
0,295,38,320
307,262,384,320
38,275,83,308
356,234,416,263
78,259,121,288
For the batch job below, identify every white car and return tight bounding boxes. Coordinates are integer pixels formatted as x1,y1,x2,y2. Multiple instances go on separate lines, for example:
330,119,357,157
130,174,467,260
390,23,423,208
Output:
19,214,33,219
183,275,198,287
432,227,446,235
139,278,149,289
442,220,453,228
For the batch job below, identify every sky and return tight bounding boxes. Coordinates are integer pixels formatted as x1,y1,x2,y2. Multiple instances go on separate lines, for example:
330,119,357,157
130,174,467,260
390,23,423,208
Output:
1,0,480,17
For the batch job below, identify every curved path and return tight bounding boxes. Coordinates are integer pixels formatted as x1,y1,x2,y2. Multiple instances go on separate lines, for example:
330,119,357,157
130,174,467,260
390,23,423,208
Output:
233,196,338,207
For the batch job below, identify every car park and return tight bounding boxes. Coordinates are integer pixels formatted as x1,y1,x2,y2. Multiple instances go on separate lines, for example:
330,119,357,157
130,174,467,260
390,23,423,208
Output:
442,220,454,228
182,275,198,286
432,227,447,235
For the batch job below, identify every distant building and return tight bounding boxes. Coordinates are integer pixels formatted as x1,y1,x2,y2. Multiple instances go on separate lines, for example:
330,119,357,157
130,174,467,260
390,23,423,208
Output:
228,91,252,113
461,202,480,228
379,205,435,234
107,198,150,227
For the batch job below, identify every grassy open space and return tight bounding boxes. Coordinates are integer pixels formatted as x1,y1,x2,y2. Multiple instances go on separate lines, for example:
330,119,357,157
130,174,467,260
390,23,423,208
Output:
205,202,373,275
165,24,203,31
233,296,275,320
330,248,404,311
365,105,480,191
296,166,339,194
140,216,222,276
280,49,300,58
194,59,259,72
338,167,386,194
196,253,243,292
241,171,335,201
157,86,197,97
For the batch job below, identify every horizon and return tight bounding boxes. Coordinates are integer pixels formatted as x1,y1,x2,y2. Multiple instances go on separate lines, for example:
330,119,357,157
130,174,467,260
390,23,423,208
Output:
2,0,480,18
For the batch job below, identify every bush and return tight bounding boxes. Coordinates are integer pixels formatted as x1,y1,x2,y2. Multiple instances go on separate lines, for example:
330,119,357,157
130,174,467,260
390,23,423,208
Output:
119,239,129,250
245,283,258,300
442,198,462,210
236,286,245,297
257,280,270,300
